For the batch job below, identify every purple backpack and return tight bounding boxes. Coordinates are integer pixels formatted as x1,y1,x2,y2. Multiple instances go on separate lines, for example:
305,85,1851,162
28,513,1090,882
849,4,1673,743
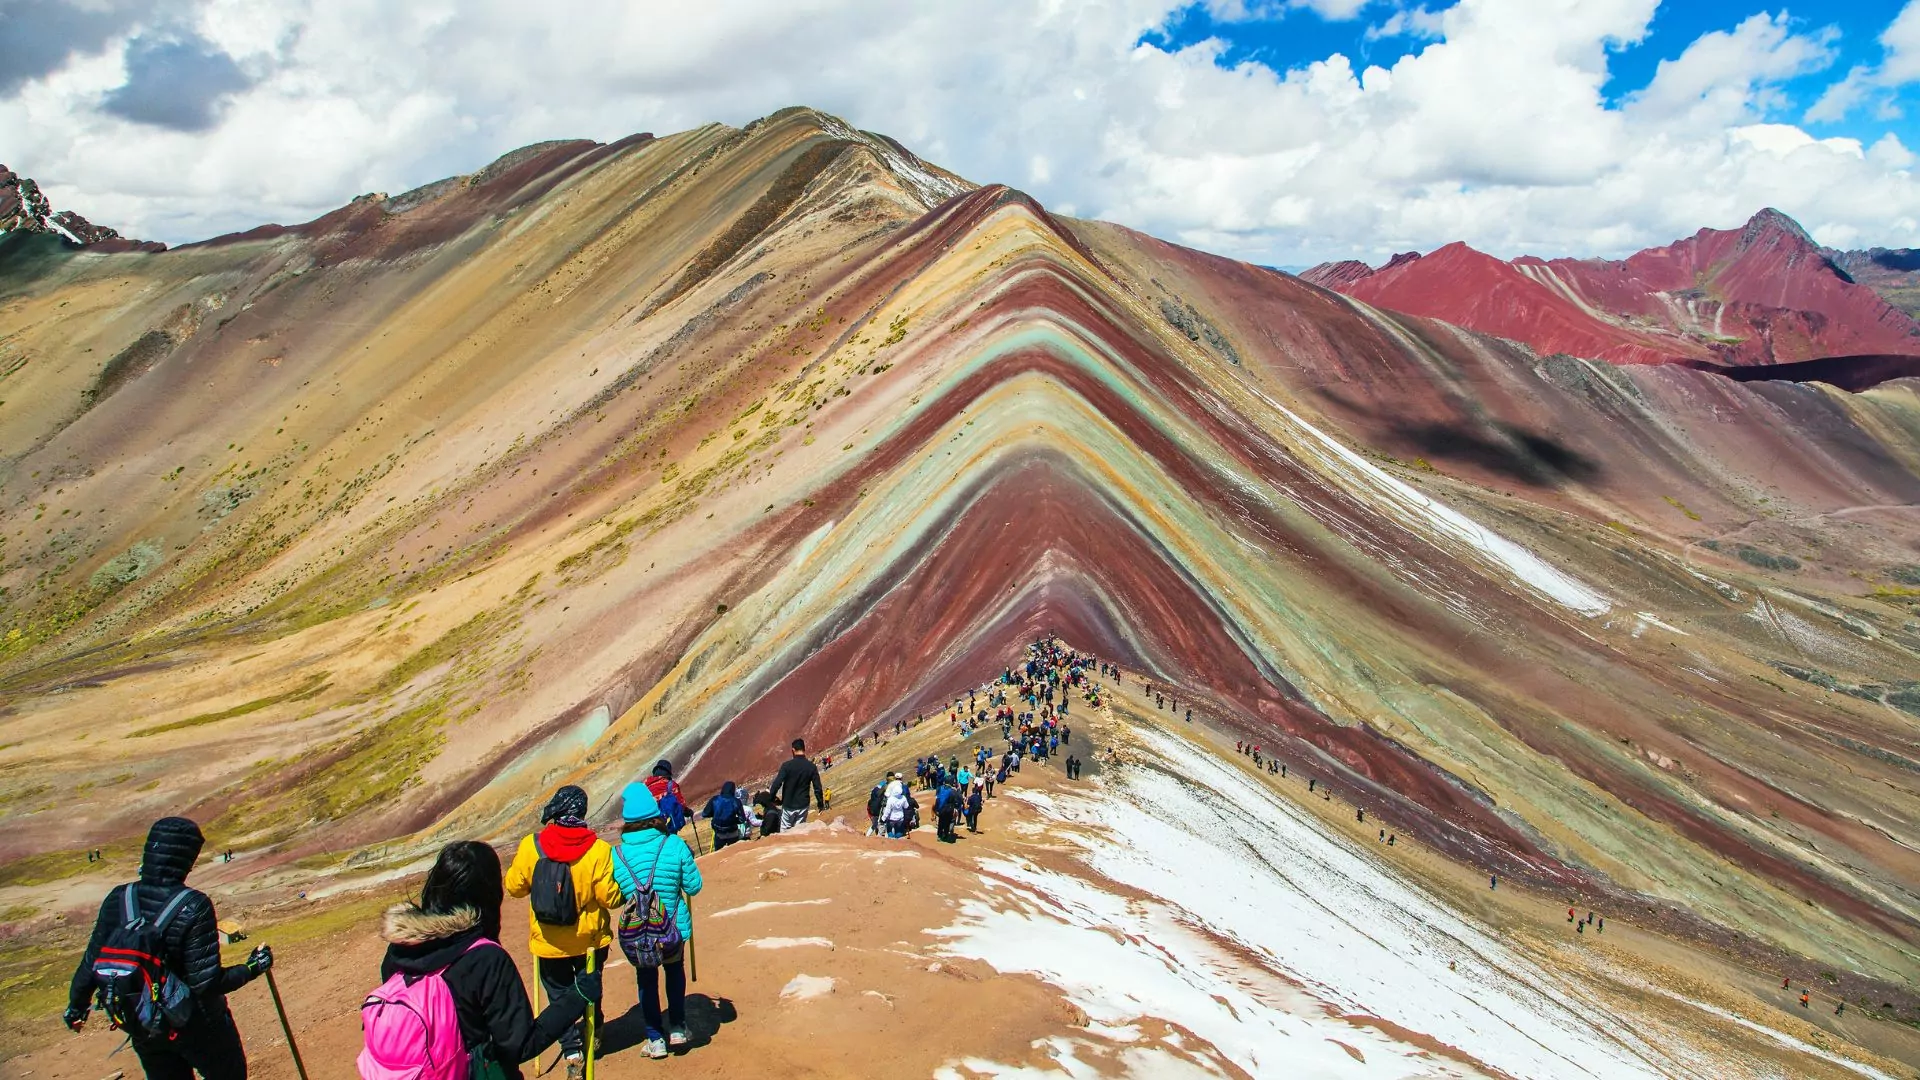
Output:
614,844,682,967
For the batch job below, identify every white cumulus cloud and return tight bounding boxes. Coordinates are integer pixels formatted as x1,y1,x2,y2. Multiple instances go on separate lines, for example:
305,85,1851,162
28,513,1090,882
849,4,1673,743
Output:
2,0,1913,266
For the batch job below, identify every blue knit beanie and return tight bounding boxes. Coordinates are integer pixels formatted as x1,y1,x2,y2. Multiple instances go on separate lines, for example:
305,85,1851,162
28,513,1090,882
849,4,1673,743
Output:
621,781,660,822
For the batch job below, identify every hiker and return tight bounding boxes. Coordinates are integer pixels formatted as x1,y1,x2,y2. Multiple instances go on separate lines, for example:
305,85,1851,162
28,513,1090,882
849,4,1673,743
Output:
504,785,622,1079
367,841,596,1080
752,788,780,837
1489,875,1497,890
965,781,984,833
866,779,887,836
882,776,914,838
644,760,689,834
771,739,827,831
609,782,703,1060
66,817,272,1080
740,786,764,837
701,781,750,850
934,779,961,843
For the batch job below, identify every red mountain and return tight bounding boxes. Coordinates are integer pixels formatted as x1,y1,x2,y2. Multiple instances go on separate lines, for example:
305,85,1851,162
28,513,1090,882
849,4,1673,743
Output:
1302,209,1920,366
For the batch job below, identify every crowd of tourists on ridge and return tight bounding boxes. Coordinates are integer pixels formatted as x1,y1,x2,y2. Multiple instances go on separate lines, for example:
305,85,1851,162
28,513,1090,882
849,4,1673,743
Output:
59,637,1115,1079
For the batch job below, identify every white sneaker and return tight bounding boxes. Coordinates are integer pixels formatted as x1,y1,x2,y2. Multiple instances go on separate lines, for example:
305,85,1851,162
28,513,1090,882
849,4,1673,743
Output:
668,1029,690,1047
642,1037,668,1059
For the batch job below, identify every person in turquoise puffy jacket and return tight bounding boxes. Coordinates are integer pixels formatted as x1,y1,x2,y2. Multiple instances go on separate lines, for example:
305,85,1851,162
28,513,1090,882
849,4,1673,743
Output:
608,782,703,1059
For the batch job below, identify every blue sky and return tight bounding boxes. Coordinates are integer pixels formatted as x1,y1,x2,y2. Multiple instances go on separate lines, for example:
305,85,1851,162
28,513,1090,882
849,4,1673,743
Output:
1142,0,1919,150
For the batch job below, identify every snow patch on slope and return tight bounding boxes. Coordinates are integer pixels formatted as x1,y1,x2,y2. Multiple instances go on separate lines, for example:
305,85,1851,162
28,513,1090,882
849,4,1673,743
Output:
934,723,1850,1078
1249,382,1611,616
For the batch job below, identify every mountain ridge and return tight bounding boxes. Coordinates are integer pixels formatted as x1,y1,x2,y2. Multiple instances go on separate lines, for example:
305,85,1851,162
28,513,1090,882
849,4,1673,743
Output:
1303,207,1920,367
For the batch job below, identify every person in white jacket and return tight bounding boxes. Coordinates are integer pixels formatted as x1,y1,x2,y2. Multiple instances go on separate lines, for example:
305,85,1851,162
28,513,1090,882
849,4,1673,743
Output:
882,777,913,839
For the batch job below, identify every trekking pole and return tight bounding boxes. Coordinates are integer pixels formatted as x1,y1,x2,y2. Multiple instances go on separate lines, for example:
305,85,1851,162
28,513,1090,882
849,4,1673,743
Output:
583,951,598,1080
686,897,698,983
263,967,310,1080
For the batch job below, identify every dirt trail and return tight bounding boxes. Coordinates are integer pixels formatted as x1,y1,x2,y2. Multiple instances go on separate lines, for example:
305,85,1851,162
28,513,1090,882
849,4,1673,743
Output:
13,671,1919,1078
6,738,1112,1080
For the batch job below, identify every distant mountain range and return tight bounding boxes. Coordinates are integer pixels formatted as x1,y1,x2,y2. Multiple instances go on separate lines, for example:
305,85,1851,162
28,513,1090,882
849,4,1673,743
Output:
1304,209,1920,367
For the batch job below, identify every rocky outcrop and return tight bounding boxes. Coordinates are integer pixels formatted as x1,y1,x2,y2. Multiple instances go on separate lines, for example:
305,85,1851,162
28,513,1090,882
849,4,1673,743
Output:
0,164,165,252
0,165,54,233
1311,209,1920,365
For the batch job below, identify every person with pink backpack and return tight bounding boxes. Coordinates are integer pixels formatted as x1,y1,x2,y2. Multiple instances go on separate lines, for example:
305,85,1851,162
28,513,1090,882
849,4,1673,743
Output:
361,841,599,1080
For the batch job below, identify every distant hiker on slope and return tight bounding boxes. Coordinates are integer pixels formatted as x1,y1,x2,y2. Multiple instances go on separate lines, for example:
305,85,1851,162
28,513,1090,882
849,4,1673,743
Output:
365,841,597,1080
66,817,273,1080
883,775,914,838
866,779,888,836
644,760,689,834
966,780,984,833
770,738,827,831
701,781,750,850
504,785,622,1079
609,783,703,1060
934,778,961,843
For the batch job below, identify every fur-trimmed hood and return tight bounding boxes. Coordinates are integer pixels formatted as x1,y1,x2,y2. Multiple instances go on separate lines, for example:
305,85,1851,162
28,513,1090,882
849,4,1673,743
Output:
381,903,488,976
382,903,480,945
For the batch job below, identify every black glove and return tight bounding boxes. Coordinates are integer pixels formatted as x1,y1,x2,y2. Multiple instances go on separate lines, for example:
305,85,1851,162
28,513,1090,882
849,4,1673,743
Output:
63,1005,88,1032
245,945,273,977
573,968,602,1003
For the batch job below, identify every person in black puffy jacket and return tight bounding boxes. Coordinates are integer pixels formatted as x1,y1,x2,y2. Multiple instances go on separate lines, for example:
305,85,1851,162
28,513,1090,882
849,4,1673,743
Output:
379,840,595,1080
65,816,270,1080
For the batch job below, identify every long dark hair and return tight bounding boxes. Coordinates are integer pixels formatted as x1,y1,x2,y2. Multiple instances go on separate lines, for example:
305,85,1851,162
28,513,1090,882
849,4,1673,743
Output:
419,840,505,941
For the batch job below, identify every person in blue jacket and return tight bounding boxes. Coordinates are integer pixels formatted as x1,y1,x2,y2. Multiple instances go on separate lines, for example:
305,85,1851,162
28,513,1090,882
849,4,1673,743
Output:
609,782,703,1060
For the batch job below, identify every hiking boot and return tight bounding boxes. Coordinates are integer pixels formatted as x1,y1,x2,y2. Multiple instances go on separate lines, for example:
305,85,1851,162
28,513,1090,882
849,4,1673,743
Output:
565,1054,585,1080
643,1037,669,1059
668,1029,690,1048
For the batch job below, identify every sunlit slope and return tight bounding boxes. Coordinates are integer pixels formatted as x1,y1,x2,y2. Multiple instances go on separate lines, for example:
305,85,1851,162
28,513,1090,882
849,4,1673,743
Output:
1,109,1917,992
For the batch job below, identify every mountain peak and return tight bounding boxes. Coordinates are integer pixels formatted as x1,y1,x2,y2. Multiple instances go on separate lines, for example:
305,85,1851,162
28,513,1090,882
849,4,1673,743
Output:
1740,206,1814,249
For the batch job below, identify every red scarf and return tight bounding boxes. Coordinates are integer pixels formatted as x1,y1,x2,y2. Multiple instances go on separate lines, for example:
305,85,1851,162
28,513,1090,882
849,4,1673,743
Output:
537,823,598,862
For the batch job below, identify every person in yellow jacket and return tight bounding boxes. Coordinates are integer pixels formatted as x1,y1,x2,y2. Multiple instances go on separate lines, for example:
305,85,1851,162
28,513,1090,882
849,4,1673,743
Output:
504,785,621,1079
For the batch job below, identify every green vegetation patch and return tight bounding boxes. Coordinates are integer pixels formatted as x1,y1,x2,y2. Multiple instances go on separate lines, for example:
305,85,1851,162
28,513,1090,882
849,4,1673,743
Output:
128,671,331,738
1734,545,1798,572
211,695,452,849
0,840,134,889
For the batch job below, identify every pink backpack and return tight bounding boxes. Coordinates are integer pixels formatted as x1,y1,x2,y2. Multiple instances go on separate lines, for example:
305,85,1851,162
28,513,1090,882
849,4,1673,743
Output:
358,938,495,1080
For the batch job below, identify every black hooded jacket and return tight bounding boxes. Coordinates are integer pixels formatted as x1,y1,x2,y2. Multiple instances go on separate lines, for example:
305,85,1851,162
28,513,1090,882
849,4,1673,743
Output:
379,904,584,1073
69,817,253,1015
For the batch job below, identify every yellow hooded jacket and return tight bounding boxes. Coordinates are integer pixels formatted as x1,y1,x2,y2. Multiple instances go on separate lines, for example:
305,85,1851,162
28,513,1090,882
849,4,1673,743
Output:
503,830,622,958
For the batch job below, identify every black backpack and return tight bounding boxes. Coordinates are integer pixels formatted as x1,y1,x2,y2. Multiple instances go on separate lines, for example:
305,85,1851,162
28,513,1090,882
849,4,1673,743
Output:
529,837,580,927
91,884,195,1037
866,785,885,817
